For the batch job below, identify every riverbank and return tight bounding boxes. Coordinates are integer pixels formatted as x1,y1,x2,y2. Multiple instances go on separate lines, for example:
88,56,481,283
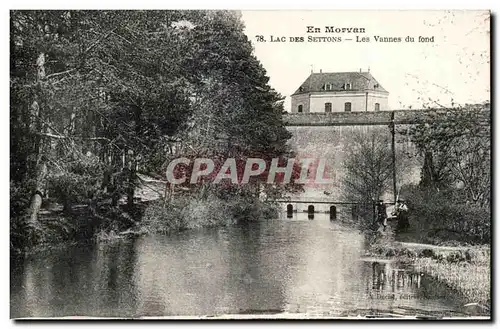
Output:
10,188,279,255
10,202,144,256
367,230,491,312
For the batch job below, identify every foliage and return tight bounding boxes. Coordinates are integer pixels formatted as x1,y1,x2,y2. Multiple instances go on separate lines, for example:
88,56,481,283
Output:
416,255,490,309
11,10,295,250
369,241,490,309
10,179,33,218
408,107,490,206
400,184,491,244
141,191,272,234
47,153,103,211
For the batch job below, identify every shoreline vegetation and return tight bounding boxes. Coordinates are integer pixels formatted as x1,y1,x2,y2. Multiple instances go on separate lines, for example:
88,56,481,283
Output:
10,184,280,255
12,196,491,315
11,11,300,254
346,105,491,314
10,10,490,317
367,227,490,312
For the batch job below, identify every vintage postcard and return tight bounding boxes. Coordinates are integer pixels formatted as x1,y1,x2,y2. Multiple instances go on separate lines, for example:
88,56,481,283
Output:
10,10,490,319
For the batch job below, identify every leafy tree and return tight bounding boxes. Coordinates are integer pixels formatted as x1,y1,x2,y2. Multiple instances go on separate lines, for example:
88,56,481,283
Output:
10,9,298,243
409,107,490,206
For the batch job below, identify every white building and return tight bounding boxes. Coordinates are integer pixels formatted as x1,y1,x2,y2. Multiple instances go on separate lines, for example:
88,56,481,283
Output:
290,70,389,113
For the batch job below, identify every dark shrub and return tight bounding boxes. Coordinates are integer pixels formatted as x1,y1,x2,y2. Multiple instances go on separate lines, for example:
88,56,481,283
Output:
420,248,435,258
400,184,490,245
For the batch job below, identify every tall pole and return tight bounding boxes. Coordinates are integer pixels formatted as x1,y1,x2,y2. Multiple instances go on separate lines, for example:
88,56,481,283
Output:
390,111,397,204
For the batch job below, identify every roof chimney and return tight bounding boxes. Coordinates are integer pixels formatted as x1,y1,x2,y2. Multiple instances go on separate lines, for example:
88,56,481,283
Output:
320,69,322,73
360,68,362,73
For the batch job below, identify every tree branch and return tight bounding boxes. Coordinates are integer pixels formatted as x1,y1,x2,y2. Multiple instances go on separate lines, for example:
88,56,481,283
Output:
35,132,111,141
84,28,117,54
45,68,77,80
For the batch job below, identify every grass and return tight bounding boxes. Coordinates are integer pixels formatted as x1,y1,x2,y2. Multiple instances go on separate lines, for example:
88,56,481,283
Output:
367,229,491,309
141,192,277,234
414,255,490,308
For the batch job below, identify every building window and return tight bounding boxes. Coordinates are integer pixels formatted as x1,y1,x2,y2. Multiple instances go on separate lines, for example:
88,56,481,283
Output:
344,102,351,112
375,103,380,111
298,105,303,113
325,103,332,113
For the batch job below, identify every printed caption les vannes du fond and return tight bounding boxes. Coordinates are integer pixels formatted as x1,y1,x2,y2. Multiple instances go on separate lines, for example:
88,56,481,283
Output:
254,26,435,43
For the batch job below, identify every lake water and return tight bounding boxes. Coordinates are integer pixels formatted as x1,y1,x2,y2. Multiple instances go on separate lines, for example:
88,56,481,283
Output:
11,213,470,318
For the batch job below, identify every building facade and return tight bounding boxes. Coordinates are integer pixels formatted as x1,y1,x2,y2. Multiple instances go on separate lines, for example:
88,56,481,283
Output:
290,71,389,113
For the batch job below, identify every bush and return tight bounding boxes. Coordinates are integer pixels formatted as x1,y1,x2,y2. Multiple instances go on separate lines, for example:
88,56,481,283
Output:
419,248,435,258
142,199,187,233
10,179,33,218
47,155,103,212
141,191,275,234
181,195,235,229
401,185,491,244
446,251,467,263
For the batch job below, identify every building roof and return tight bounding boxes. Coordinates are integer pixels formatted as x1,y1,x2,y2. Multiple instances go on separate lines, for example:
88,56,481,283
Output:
292,71,388,95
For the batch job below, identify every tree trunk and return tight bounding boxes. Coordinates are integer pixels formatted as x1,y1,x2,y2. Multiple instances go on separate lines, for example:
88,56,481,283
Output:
27,162,47,225
164,183,174,207
111,172,119,207
62,198,72,214
421,151,435,189
390,112,397,203
25,53,47,225
126,164,136,211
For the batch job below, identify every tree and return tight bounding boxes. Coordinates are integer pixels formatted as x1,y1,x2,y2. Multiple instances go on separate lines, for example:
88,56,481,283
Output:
163,11,301,201
342,128,393,217
409,107,490,206
10,9,298,240
11,10,197,219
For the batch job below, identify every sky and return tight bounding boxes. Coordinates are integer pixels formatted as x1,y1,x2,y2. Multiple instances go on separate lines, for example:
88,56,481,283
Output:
241,10,490,111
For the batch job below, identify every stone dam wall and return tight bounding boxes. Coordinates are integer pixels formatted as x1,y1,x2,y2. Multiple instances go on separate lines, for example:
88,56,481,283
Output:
280,108,490,212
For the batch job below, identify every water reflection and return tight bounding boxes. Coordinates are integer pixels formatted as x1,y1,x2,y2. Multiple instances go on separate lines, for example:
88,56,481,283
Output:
11,217,468,318
370,262,423,292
